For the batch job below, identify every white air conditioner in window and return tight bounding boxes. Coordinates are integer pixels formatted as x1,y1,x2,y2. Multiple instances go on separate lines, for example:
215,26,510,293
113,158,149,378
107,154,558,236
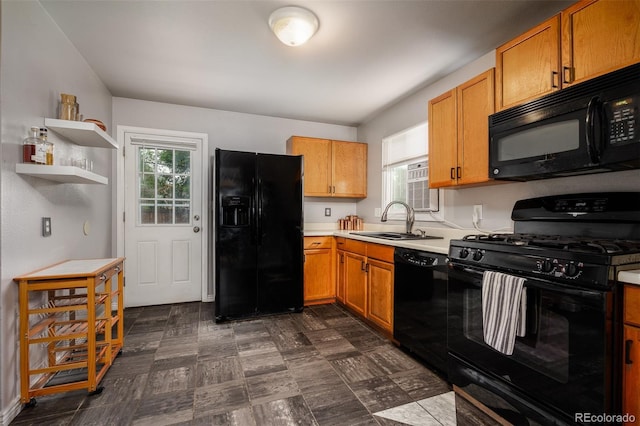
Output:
407,161,438,212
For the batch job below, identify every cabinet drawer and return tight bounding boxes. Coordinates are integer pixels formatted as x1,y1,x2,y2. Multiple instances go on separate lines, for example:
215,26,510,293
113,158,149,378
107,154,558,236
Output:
304,236,333,249
344,238,367,256
625,285,640,326
367,243,394,263
335,237,347,250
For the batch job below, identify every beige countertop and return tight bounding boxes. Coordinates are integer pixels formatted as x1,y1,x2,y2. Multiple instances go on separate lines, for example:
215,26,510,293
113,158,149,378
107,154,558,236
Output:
619,269,640,286
304,224,473,255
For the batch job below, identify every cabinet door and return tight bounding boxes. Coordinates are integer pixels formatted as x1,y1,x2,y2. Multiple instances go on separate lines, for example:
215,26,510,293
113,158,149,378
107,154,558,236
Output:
332,141,367,198
336,250,346,303
303,248,334,304
344,252,367,317
562,0,640,86
623,325,640,424
367,259,394,333
457,68,495,186
496,15,561,111
428,89,457,188
287,137,332,196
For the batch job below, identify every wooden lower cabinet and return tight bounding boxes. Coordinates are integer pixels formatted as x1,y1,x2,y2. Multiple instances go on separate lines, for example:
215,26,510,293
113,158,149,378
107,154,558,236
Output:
336,249,346,303
623,285,640,424
367,258,394,332
623,324,639,424
344,251,368,317
303,237,335,305
339,239,394,333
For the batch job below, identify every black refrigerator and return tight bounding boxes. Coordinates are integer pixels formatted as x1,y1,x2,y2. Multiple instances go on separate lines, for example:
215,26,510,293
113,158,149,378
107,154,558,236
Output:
214,148,304,322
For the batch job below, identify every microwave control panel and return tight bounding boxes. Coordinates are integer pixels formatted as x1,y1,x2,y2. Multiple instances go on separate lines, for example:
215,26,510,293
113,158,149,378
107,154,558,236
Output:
608,96,637,145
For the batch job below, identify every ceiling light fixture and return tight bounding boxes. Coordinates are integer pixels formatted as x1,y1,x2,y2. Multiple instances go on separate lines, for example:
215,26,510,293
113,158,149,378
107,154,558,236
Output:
269,6,319,47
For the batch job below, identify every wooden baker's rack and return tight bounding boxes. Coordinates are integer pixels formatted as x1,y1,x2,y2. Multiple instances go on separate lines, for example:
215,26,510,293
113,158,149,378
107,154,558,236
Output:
13,258,124,406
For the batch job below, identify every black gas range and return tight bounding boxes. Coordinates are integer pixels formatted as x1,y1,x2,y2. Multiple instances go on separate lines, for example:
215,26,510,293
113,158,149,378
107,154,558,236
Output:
447,192,640,425
451,233,640,290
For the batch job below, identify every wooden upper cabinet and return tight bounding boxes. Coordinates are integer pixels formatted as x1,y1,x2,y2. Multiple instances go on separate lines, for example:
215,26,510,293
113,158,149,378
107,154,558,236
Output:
497,0,640,111
562,0,640,86
332,141,367,197
287,136,367,198
496,15,561,111
428,69,495,188
457,69,495,185
287,136,332,196
428,89,457,188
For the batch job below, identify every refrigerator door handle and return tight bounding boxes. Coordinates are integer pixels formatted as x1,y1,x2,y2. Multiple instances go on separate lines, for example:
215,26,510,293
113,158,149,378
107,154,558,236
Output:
257,178,263,245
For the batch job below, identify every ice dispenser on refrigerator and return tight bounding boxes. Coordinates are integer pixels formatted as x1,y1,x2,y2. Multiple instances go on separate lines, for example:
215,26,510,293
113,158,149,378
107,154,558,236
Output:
221,196,250,227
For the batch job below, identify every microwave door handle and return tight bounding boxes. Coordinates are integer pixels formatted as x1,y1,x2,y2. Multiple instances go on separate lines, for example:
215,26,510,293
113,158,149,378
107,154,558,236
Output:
586,96,602,163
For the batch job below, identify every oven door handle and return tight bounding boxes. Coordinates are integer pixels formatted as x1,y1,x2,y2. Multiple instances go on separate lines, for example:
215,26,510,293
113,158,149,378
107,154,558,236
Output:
452,264,606,299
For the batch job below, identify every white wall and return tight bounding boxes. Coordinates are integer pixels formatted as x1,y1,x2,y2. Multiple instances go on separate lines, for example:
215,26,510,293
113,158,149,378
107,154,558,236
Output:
0,1,114,423
112,97,359,225
357,52,640,232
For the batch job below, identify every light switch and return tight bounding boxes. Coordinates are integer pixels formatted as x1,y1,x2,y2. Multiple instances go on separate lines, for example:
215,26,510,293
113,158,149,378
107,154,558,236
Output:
42,217,51,237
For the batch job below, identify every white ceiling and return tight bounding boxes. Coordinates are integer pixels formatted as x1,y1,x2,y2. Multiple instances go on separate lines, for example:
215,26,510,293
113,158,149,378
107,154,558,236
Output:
40,0,573,126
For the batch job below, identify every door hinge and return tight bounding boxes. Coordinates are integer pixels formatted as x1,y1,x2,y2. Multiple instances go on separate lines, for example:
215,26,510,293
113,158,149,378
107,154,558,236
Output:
122,146,125,157
122,212,125,222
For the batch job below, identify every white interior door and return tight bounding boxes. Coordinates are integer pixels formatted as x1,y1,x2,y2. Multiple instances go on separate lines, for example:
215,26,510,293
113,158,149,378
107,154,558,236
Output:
123,130,206,307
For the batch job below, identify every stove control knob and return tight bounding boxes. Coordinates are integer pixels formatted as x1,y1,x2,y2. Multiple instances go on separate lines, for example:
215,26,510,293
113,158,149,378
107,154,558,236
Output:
564,262,580,278
538,259,554,273
472,250,484,261
459,248,470,259
564,262,580,277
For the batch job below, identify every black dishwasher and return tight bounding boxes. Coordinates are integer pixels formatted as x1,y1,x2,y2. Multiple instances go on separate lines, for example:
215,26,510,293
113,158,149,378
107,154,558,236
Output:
393,247,448,376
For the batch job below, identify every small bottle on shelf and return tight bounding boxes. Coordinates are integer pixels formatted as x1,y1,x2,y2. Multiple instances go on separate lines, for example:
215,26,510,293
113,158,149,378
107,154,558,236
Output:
39,128,54,165
22,127,41,164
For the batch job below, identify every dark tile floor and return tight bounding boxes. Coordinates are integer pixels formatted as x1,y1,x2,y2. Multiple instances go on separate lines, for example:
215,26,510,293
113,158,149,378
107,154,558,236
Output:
11,302,497,425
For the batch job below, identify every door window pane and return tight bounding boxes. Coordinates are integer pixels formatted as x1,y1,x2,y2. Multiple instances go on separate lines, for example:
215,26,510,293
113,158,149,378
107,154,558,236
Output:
137,147,192,225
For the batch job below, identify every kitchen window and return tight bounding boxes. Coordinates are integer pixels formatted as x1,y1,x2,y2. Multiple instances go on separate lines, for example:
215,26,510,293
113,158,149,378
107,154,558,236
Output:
382,122,440,221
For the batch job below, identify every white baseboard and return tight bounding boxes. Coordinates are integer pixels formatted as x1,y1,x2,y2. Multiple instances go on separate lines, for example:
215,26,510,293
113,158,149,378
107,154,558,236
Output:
0,397,21,426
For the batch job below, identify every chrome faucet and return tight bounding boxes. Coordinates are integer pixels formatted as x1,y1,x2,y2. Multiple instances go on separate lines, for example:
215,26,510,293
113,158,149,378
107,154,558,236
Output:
380,201,415,234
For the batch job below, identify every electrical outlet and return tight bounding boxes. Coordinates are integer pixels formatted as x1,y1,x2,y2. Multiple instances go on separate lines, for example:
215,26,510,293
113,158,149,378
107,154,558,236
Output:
42,217,52,237
324,208,331,217
472,205,483,222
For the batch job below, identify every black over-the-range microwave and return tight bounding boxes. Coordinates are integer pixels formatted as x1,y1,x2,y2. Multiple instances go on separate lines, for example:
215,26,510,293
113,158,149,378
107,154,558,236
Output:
489,62,640,181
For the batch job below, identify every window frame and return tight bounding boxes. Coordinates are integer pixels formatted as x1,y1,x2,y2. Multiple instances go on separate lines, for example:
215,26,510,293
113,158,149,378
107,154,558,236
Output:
381,122,442,222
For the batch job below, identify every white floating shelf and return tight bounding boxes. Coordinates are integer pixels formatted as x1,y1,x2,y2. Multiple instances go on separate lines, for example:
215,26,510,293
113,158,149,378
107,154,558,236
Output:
44,118,118,149
16,164,108,185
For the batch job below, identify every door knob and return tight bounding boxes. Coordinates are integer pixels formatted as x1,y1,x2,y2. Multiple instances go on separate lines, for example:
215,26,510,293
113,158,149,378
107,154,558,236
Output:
193,226,200,233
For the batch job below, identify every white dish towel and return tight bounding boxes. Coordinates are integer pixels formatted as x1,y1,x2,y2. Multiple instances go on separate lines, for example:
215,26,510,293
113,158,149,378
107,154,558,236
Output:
481,270,527,355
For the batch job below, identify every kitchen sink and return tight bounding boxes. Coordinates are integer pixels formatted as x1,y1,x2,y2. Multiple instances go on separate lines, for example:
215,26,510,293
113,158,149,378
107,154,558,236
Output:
350,231,443,241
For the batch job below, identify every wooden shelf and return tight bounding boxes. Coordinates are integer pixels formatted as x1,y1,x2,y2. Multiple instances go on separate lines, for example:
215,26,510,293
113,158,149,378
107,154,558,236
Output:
44,118,117,149
16,164,108,185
